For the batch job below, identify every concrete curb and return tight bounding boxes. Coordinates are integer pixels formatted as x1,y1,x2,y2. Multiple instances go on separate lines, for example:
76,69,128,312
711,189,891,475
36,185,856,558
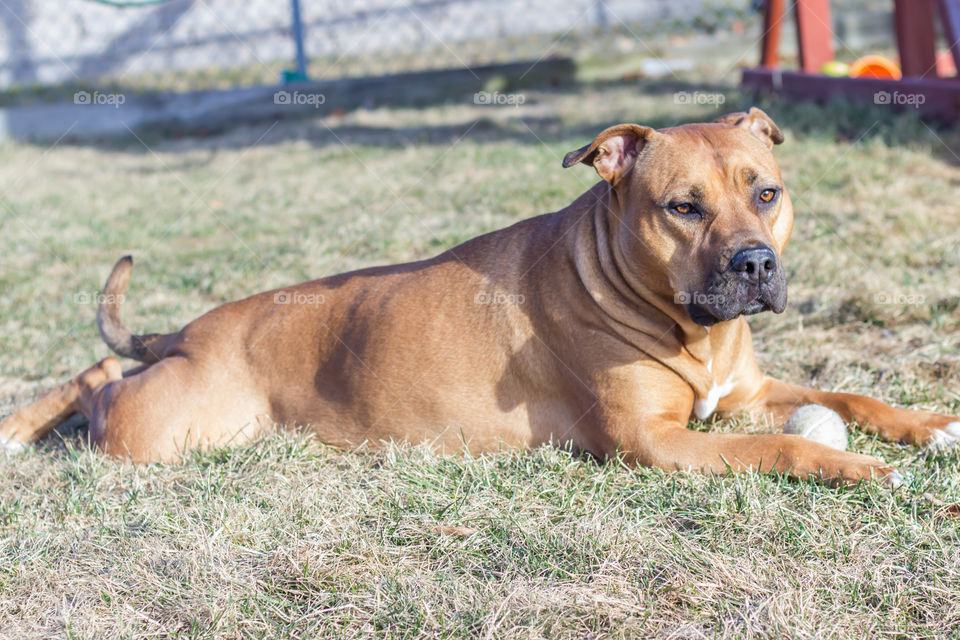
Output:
0,60,576,144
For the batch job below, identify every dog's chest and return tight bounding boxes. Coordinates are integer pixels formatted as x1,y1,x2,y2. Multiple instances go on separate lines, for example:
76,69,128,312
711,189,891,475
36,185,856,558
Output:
693,358,737,420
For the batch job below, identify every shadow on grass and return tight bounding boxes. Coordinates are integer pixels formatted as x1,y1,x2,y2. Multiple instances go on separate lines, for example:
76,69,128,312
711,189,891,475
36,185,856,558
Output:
4,45,958,179
10,55,959,167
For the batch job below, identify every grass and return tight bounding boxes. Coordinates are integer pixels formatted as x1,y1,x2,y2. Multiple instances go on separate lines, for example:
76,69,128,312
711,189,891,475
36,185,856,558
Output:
2,75,960,637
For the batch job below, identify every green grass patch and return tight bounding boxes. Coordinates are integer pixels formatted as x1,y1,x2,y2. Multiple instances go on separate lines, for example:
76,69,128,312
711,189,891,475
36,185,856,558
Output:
2,78,960,637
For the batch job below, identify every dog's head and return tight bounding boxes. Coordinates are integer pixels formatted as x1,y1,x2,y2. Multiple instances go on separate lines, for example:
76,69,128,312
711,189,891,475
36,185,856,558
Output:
563,107,791,326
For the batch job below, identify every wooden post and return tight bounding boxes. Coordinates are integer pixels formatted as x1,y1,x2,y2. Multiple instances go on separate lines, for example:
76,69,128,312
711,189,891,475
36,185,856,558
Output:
794,0,835,73
761,0,785,68
895,0,937,78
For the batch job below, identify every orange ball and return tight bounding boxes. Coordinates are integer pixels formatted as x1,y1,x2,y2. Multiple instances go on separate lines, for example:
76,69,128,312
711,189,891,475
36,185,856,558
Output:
849,55,902,80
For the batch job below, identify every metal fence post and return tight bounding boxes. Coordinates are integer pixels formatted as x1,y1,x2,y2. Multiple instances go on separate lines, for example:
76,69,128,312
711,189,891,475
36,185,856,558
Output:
284,0,309,83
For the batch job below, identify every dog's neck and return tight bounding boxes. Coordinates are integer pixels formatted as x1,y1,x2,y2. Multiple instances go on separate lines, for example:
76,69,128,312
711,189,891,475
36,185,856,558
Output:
566,182,741,395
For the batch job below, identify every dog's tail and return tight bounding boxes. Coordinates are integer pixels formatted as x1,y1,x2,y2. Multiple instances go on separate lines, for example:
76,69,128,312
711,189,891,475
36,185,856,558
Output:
97,256,177,364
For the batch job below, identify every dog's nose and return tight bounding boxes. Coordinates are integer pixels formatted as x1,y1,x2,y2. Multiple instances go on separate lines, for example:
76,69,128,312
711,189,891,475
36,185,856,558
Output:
729,247,777,283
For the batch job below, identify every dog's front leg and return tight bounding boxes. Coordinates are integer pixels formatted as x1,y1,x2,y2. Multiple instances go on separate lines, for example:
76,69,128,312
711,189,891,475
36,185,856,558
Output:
745,377,960,449
614,420,901,486
593,368,900,485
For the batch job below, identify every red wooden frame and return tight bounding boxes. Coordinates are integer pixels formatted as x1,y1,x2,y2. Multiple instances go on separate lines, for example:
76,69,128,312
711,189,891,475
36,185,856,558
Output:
742,0,960,120
760,0,834,72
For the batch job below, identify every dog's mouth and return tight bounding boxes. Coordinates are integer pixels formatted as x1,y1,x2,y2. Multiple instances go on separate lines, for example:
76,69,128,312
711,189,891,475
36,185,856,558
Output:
686,296,777,327
740,297,771,316
682,281,787,327
677,246,789,327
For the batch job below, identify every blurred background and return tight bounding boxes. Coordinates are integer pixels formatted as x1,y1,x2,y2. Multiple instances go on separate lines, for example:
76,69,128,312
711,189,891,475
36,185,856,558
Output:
0,1,893,114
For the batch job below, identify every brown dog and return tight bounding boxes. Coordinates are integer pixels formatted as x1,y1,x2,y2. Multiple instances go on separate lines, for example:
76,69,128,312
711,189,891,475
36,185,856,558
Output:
2,108,957,485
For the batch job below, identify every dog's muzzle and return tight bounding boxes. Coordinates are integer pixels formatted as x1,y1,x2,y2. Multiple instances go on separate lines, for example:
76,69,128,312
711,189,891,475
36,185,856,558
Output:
684,246,787,326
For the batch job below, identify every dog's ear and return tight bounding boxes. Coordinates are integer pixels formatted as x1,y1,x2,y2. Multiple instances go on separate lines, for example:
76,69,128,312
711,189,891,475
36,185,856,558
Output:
562,124,656,186
714,107,784,148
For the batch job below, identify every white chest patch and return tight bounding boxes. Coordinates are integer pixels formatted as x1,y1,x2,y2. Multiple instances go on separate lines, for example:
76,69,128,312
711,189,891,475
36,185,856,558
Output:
694,375,737,420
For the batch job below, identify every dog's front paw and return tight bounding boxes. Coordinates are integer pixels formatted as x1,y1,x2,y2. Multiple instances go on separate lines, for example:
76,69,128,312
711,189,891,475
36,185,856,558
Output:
812,447,902,487
925,422,960,450
883,468,905,488
0,437,26,455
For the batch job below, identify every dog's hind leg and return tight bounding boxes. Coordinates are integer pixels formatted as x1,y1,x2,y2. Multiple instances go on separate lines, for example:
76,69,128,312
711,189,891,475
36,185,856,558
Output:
0,357,123,451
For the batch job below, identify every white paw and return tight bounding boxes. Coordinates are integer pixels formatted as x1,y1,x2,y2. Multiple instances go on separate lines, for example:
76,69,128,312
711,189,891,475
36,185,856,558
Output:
926,422,960,450
0,438,26,455
884,469,905,489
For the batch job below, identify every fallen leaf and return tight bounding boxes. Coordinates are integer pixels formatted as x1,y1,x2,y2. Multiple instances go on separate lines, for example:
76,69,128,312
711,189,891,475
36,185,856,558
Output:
432,525,478,537
923,492,960,517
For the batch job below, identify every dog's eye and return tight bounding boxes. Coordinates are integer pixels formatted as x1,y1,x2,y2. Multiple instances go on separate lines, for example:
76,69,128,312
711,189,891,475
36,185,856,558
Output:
759,189,777,203
672,203,696,216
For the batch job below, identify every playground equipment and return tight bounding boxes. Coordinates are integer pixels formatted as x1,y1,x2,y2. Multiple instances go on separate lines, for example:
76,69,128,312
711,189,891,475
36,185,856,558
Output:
742,0,960,120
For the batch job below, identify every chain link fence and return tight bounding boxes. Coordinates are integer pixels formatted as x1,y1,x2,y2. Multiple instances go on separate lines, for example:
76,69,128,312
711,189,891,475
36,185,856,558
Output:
0,0,892,97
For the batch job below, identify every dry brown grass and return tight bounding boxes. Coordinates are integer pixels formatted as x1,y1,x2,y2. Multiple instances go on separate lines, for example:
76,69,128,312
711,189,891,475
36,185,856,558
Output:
1,80,960,638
